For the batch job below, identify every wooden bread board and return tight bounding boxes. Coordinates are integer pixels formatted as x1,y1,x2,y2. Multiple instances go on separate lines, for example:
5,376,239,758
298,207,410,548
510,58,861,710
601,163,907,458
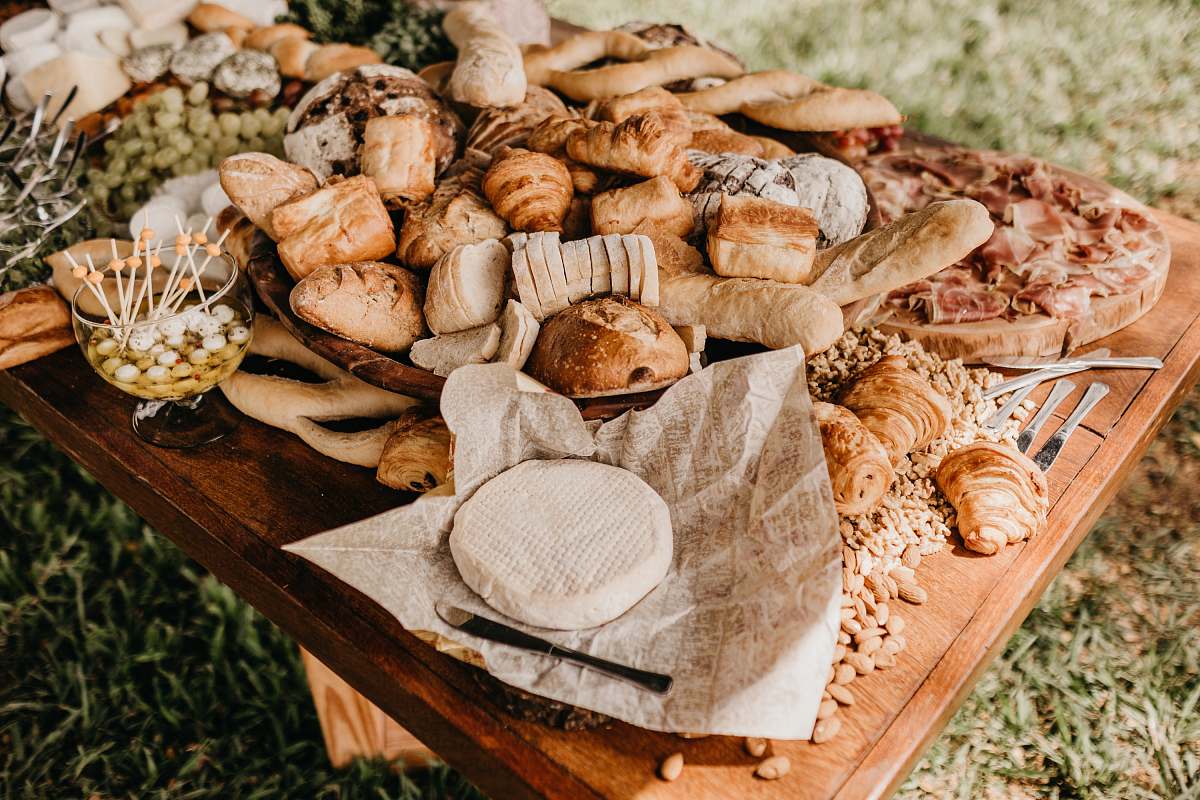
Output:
875,158,1171,362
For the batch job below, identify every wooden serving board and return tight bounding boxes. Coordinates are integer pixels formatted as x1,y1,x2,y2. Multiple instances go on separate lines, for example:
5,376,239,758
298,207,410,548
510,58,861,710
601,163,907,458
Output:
875,149,1172,362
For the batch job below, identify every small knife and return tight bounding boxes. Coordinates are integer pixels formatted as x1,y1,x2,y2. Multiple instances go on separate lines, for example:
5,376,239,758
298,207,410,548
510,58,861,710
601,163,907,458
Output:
1016,379,1076,453
983,357,1159,400
1031,382,1109,471
435,602,674,695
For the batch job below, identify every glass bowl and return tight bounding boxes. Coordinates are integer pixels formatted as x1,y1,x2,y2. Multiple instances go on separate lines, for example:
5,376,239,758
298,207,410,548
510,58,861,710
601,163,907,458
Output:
71,255,254,448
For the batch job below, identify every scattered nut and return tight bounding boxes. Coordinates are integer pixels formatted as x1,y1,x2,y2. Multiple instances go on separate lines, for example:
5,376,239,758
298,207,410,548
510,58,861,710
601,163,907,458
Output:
854,626,886,643
659,752,684,782
827,683,855,706
886,615,906,635
901,544,922,569
817,699,838,720
834,663,856,684
744,736,768,757
755,755,791,780
874,651,897,669
844,651,874,674
812,716,842,743
859,635,884,655
875,603,890,626
898,582,927,604
881,638,901,657
833,644,847,663
841,617,863,635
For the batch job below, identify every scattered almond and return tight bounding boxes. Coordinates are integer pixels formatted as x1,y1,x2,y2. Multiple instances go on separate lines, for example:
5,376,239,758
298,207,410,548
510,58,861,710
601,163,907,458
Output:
841,617,863,635
886,615,906,635
874,651,897,669
881,638,901,657
827,683,855,706
854,626,886,643
812,716,842,743
875,603,890,626
898,582,927,604
890,565,915,583
883,574,900,599
834,663,856,684
744,737,768,757
901,544,921,569
844,651,874,674
659,752,684,781
755,755,791,780
838,630,851,645
890,634,908,652
817,699,838,720
833,644,847,663
859,635,884,655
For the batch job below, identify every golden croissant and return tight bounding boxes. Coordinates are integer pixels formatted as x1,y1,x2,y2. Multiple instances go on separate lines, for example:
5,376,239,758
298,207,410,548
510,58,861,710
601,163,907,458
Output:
936,441,1048,555
481,146,574,232
838,355,952,465
565,112,701,192
527,116,602,194
813,401,894,516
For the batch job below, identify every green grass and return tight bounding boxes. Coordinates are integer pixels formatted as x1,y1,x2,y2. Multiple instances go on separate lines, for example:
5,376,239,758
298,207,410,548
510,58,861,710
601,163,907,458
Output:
3,1,1200,797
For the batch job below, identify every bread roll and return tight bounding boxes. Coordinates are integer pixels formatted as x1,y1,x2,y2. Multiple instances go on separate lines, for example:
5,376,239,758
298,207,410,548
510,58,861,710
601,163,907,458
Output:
465,86,568,157
361,115,437,208
657,271,843,355
271,175,396,280
808,199,994,306
424,239,510,334
244,23,310,52
218,152,318,240
482,147,573,232
290,261,425,353
187,3,254,32
376,414,453,493
0,285,72,370
936,441,1049,555
396,164,508,270
813,401,894,516
270,36,319,78
594,86,690,146
706,193,819,283
838,355,952,465
590,175,693,238
780,153,869,247
303,44,382,83
443,1,527,108
525,296,688,397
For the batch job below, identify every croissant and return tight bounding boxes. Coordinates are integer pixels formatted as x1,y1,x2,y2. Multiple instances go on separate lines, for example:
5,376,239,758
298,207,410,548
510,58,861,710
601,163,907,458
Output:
396,164,508,270
376,414,453,493
813,401,894,516
936,441,1048,555
838,355,952,465
481,147,574,232
593,86,691,147
527,115,602,194
565,112,701,192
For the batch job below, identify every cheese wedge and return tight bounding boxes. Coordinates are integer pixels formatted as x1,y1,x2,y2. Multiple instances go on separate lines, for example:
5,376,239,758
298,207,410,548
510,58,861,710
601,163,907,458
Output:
449,459,673,630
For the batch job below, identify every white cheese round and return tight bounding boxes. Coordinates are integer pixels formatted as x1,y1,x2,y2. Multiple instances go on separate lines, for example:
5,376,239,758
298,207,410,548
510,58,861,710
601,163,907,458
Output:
449,460,673,630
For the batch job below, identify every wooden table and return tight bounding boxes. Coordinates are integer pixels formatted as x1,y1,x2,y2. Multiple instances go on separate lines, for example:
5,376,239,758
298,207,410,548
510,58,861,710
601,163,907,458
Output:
2,211,1198,799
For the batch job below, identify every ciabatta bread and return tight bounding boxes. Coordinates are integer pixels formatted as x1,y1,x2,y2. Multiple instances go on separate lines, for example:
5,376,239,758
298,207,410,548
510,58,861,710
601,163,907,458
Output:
218,152,318,240
361,115,437,208
271,175,395,280
590,175,693,238
808,199,993,306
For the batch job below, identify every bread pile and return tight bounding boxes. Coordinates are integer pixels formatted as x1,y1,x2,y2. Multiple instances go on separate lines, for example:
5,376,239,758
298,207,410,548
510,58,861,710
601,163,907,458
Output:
216,20,998,401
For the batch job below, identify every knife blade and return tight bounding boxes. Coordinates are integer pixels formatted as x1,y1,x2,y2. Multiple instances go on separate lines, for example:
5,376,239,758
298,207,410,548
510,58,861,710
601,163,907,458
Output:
1016,379,1076,453
1031,382,1109,471
435,602,674,695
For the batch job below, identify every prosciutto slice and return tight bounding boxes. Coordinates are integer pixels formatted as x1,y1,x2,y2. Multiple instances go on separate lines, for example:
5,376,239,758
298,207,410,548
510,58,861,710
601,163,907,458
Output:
861,147,1165,322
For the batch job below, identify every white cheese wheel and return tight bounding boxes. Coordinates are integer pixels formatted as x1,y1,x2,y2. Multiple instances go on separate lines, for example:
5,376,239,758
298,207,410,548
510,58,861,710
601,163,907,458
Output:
450,459,673,630
4,42,62,78
0,9,59,54
61,6,133,58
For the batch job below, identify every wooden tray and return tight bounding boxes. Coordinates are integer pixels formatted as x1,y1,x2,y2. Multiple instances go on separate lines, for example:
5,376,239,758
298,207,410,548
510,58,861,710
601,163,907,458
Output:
870,147,1171,362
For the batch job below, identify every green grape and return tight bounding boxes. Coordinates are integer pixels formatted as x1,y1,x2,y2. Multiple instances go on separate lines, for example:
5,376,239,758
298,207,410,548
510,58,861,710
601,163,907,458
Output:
273,105,289,121
135,118,154,139
104,171,124,188
239,113,262,139
129,166,150,183
118,184,136,201
194,137,214,156
107,156,128,175
245,136,265,152
215,136,240,158
160,86,184,111
103,138,118,154
179,157,202,175
175,136,195,155
154,147,180,169
218,113,241,137
208,123,223,141
121,139,144,157
253,107,271,123
121,200,140,219
187,82,210,105
140,137,158,156
154,111,182,130
85,168,104,185
187,114,211,137
91,184,110,203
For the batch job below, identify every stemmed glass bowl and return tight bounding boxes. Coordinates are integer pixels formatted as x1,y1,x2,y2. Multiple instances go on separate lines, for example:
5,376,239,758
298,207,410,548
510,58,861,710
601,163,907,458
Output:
71,255,254,448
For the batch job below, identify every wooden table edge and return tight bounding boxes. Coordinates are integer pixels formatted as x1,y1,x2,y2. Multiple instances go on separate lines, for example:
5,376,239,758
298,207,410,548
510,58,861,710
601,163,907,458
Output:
836,280,1200,799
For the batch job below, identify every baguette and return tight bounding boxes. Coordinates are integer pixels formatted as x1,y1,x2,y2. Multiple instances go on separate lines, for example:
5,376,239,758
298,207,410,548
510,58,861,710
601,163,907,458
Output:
443,1,527,108
807,199,993,306
658,271,843,354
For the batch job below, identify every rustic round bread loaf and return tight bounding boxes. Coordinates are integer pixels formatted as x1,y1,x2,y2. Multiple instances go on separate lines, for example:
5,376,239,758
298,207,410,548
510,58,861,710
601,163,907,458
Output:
284,65,463,180
289,261,426,353
524,296,689,398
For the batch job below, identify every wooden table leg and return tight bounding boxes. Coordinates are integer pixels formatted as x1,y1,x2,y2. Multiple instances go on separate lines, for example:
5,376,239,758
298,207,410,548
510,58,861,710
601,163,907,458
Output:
300,648,438,769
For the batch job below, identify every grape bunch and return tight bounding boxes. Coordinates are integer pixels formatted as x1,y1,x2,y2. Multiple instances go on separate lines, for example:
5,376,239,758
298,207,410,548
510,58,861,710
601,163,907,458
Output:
85,84,290,225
